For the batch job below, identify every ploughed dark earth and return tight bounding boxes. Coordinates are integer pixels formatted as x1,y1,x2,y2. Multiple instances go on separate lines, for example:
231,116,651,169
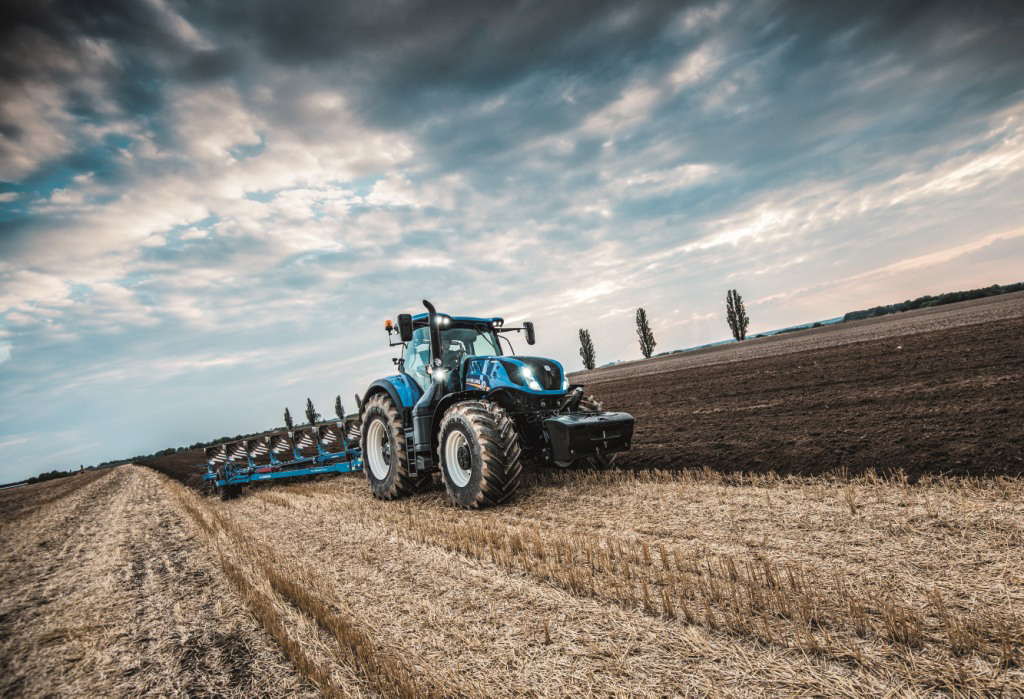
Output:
582,292,1023,477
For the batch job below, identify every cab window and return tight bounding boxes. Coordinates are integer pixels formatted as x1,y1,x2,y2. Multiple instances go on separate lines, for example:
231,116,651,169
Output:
440,328,499,369
403,326,432,390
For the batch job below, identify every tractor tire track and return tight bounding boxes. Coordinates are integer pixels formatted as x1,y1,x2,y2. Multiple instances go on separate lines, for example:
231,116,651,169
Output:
0,466,317,697
262,479,1022,695
227,486,904,697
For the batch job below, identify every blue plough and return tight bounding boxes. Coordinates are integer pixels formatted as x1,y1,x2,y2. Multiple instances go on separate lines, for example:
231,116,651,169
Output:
201,420,361,499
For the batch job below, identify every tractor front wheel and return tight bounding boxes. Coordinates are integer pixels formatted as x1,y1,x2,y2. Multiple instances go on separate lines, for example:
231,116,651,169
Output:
361,392,430,499
438,401,522,508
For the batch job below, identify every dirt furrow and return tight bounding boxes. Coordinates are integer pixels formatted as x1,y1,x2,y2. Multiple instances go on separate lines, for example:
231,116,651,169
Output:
578,291,1024,386
0,469,111,525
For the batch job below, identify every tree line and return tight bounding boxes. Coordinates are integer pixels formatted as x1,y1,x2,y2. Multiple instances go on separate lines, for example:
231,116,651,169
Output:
842,282,1024,322
281,393,362,430
577,280,1023,370
578,289,750,369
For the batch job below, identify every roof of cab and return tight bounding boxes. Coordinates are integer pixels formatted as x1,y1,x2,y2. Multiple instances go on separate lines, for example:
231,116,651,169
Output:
410,313,502,324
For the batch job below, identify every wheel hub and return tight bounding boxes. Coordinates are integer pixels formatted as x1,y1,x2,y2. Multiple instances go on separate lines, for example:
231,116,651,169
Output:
366,419,393,480
457,445,471,471
444,430,473,488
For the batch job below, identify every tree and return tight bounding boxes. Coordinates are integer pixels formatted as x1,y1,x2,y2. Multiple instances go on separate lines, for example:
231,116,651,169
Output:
334,395,345,420
726,289,750,341
283,407,294,430
304,398,320,425
354,393,363,413
635,308,657,359
578,328,597,370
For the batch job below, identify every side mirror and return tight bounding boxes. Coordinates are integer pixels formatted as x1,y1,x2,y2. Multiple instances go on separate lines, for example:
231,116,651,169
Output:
397,313,414,342
524,321,536,345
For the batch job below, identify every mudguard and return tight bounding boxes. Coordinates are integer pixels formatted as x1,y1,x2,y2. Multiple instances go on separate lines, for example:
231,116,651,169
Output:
363,374,423,416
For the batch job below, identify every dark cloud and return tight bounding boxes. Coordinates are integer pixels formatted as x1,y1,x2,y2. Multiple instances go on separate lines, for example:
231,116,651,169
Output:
5,0,1023,185
180,48,243,82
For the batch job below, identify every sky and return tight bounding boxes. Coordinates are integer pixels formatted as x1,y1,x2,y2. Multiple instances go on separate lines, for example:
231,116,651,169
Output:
2,0,1024,481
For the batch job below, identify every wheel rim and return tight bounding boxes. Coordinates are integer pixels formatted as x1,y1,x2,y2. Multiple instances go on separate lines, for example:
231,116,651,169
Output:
366,418,392,480
554,460,573,468
444,430,473,488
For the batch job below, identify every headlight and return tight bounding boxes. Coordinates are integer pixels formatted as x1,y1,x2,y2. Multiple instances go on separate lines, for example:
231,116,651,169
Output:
562,375,569,391
433,368,448,383
520,366,543,391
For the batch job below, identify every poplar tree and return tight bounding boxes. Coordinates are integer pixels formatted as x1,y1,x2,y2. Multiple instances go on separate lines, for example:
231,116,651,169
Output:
579,328,597,370
283,407,294,430
635,308,657,359
334,395,345,420
726,289,750,341
305,398,320,425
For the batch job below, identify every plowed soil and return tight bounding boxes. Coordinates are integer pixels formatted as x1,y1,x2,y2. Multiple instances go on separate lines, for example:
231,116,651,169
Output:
577,291,1024,476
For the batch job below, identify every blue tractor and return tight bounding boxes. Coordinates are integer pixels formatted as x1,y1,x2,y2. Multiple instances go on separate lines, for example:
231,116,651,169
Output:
359,300,635,508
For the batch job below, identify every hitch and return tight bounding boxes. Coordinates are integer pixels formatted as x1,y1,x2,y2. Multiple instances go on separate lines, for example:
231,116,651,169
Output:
559,386,584,413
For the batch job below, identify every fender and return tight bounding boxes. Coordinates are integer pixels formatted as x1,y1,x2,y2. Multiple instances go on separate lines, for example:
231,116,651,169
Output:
363,375,423,424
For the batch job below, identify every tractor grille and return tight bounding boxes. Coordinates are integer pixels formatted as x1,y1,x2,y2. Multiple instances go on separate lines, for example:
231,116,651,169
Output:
505,357,563,390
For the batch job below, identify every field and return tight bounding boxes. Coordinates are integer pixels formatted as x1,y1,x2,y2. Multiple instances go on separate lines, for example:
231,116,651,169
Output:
585,291,1024,476
2,294,1022,696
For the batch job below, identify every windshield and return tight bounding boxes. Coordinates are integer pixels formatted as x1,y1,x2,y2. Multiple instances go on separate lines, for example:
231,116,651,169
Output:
439,325,500,377
403,324,501,391
441,325,500,358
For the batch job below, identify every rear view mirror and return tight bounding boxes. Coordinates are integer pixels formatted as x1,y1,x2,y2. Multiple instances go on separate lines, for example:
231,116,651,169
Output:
524,321,536,345
397,313,414,342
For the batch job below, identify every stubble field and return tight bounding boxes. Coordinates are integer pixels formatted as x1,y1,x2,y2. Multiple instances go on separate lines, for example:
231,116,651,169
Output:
2,293,1022,696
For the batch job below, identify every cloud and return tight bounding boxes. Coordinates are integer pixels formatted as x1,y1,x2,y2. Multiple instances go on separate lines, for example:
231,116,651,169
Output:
1,0,1024,480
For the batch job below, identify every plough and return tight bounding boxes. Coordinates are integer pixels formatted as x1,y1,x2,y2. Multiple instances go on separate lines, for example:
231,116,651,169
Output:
201,420,361,499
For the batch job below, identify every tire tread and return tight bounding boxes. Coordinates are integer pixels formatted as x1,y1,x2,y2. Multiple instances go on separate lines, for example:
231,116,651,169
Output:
438,400,522,508
360,392,431,499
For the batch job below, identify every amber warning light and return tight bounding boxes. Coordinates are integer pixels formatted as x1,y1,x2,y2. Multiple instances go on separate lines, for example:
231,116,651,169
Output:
385,319,393,333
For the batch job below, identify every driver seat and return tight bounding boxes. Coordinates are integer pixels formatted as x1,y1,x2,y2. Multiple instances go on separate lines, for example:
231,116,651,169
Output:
441,339,468,391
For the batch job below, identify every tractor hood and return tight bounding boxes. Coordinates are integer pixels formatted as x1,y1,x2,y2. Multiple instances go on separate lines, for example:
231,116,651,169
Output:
463,355,568,394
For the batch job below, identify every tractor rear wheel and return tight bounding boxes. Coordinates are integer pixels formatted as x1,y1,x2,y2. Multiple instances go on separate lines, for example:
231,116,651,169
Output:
217,484,241,500
361,392,430,499
438,400,522,508
215,467,239,500
553,395,617,470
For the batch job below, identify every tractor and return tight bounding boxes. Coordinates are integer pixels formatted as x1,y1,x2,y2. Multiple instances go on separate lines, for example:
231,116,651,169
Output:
359,300,635,508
